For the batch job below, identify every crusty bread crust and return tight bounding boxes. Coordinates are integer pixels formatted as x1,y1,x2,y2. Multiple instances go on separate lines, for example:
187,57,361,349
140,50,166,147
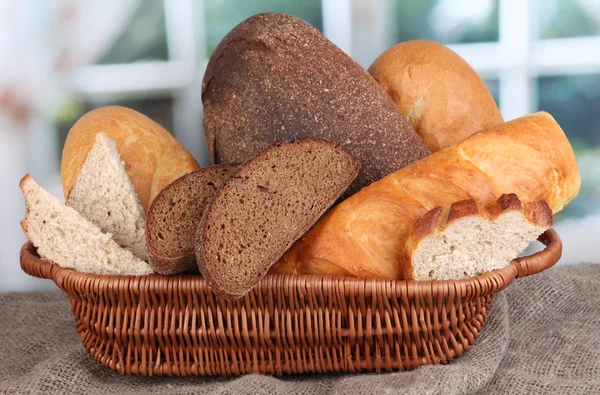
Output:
369,40,504,151
447,199,479,224
202,13,429,197
61,106,199,212
411,206,442,242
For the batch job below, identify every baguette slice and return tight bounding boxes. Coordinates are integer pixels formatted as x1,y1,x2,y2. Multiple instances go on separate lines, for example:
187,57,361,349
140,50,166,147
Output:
197,139,360,299
405,193,553,280
66,132,147,260
20,174,153,275
146,165,237,274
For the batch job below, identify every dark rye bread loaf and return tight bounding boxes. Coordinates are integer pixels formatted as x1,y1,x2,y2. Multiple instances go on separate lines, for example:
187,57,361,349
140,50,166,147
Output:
196,139,359,299
202,13,430,197
146,165,236,274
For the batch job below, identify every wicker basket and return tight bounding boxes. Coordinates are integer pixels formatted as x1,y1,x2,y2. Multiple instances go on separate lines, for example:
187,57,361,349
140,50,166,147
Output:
20,229,561,376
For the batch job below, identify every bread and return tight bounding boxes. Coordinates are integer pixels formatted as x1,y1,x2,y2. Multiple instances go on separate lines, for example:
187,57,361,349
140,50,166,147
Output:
61,106,199,212
196,139,360,299
67,133,147,260
202,13,430,196
146,165,237,274
20,174,153,276
271,112,580,280
368,40,504,151
405,194,552,280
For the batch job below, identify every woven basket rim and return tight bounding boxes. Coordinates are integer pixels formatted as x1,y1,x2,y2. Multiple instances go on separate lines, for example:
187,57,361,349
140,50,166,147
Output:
20,229,561,298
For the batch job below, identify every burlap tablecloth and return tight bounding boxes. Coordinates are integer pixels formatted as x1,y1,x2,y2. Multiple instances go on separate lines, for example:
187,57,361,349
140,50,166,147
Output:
1,263,599,394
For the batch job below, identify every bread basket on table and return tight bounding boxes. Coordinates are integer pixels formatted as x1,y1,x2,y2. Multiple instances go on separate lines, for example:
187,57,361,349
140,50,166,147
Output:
20,229,560,376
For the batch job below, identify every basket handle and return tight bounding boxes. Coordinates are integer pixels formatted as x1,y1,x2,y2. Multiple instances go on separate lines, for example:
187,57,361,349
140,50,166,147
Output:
20,242,54,280
512,228,562,278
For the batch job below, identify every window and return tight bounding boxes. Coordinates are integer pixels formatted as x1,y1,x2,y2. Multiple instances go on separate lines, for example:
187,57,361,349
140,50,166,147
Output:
204,0,323,57
537,74,600,221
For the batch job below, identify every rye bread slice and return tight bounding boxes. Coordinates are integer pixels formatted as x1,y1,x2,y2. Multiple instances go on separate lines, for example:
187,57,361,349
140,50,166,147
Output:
196,139,360,299
146,165,237,274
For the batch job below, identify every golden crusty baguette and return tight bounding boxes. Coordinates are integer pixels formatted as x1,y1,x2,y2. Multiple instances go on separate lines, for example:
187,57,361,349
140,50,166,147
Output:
271,112,580,280
404,194,553,280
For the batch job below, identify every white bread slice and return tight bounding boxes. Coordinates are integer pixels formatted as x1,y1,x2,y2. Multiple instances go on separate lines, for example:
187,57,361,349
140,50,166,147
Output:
66,132,147,260
20,174,153,275
405,193,553,280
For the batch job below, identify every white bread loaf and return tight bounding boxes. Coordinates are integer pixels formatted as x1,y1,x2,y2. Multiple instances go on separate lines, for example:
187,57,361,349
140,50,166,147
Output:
271,112,580,280
20,174,153,276
405,194,552,280
61,106,199,212
66,133,147,260
369,40,504,152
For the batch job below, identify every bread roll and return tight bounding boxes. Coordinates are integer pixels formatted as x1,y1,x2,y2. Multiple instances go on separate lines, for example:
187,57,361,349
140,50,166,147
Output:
368,40,504,151
61,106,199,212
202,13,430,196
271,112,580,280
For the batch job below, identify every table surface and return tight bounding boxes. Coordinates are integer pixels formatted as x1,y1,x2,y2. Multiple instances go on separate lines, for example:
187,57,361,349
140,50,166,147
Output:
1,263,599,395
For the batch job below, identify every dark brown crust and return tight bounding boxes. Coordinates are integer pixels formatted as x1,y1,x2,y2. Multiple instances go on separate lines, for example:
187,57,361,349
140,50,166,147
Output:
146,165,237,275
196,139,360,299
497,193,523,211
447,199,480,224
525,199,554,227
412,206,443,241
202,13,430,197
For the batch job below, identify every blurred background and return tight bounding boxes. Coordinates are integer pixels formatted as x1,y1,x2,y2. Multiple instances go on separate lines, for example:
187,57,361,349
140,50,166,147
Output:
2,0,599,291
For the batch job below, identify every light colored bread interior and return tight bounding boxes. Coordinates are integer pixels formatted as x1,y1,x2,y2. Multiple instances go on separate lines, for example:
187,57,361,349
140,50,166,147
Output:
408,196,552,280
61,106,199,212
20,174,153,276
411,211,547,280
67,133,147,260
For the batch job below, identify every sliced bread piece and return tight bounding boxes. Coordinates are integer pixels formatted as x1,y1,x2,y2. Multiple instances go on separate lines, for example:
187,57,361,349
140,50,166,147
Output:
405,193,553,280
66,132,147,260
20,174,153,275
146,165,237,274
196,139,360,299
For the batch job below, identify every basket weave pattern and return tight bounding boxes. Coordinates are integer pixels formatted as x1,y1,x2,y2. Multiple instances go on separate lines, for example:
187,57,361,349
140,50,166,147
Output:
20,230,561,376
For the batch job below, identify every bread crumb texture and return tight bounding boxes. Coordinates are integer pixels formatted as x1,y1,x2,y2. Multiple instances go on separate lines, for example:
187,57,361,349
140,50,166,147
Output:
21,174,153,275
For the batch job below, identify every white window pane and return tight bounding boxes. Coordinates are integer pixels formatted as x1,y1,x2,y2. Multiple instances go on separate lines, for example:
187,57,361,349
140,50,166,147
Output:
351,0,499,67
390,0,499,45
97,0,168,64
484,79,500,108
539,0,600,40
204,0,323,58
537,74,600,222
